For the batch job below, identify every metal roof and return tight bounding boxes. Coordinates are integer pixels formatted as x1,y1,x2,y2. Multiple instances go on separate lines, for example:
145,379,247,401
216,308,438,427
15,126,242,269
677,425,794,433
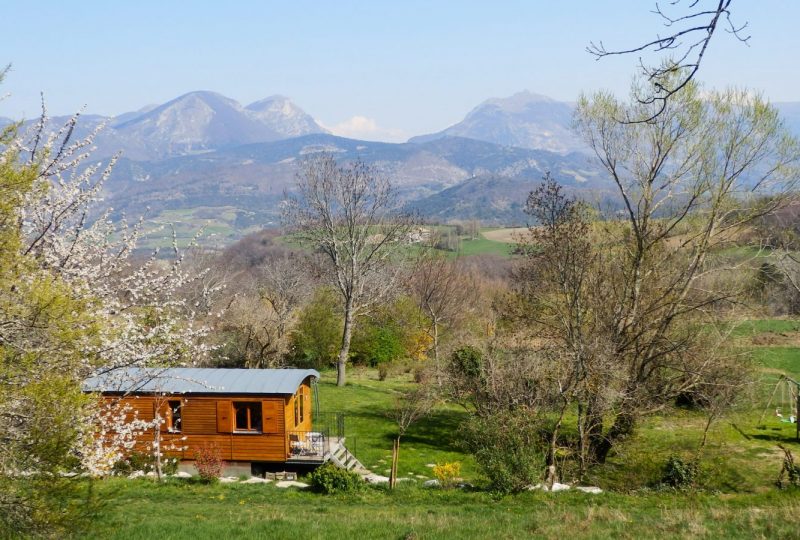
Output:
82,367,320,395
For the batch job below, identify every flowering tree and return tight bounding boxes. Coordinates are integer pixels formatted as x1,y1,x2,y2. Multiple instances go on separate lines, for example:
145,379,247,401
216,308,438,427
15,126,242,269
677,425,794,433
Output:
0,85,216,533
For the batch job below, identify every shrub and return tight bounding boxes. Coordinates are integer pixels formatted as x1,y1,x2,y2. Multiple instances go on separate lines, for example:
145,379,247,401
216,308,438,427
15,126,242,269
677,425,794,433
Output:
449,346,483,379
111,451,178,476
194,444,223,482
432,462,461,489
378,363,390,381
461,413,545,494
309,463,363,494
660,455,698,489
777,445,800,489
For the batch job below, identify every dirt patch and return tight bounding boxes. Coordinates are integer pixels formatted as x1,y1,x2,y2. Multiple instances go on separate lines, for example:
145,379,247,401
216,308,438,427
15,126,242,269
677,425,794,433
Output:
482,228,528,243
750,332,800,347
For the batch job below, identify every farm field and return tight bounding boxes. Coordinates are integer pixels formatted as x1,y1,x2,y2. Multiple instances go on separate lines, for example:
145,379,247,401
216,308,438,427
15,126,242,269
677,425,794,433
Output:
80,319,800,539
279,225,518,259
481,227,527,243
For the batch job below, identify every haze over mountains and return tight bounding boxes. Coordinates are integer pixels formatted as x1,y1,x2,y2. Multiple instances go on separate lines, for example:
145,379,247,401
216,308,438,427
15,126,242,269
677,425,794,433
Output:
5,89,800,243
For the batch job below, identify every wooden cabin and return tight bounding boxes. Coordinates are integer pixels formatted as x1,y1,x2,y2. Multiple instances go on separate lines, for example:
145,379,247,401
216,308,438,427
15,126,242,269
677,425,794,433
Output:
82,367,347,475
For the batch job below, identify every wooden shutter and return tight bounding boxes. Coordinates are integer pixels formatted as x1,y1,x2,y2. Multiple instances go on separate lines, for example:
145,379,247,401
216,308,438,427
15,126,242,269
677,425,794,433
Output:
154,400,170,432
262,400,280,434
216,400,232,433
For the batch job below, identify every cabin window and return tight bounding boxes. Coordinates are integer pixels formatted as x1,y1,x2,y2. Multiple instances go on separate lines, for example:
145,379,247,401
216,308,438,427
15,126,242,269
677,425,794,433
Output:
233,402,262,432
299,389,305,424
294,388,305,427
167,400,182,433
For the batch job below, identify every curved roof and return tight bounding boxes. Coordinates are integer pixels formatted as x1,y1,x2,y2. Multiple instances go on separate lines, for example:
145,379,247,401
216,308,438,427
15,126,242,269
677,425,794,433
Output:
83,367,320,395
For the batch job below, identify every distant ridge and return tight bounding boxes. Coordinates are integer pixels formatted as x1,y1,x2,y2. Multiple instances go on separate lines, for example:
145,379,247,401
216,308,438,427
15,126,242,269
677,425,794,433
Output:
409,90,584,154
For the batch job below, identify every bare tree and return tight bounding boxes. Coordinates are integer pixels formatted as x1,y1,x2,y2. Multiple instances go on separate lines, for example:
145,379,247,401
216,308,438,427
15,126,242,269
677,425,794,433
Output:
588,0,749,121
409,249,473,374
258,253,311,345
283,154,414,386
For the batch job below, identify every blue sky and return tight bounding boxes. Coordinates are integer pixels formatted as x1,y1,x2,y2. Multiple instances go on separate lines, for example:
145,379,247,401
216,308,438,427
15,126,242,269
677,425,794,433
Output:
2,1,798,141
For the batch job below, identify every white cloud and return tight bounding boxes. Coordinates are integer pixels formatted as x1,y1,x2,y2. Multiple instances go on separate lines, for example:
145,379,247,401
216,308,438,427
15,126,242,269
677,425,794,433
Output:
321,115,408,143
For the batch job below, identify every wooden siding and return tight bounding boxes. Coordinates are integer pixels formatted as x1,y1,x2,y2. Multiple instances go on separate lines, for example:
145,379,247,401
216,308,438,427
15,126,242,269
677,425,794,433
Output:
111,395,289,462
285,380,313,433
102,376,317,464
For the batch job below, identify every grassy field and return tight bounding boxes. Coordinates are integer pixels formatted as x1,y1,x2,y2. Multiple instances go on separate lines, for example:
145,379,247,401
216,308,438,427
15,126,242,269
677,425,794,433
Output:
84,479,800,540
78,319,800,539
279,226,517,260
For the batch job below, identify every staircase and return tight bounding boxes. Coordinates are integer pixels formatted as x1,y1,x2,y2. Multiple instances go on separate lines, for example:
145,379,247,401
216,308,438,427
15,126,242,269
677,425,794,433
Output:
328,439,368,473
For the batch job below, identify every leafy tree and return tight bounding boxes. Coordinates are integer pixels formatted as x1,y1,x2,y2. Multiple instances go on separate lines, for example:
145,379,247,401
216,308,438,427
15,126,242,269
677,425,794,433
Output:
566,74,796,464
289,287,342,369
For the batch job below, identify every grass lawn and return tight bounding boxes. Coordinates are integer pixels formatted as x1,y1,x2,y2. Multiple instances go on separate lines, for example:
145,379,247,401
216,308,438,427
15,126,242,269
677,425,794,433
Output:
316,367,478,481
85,479,800,540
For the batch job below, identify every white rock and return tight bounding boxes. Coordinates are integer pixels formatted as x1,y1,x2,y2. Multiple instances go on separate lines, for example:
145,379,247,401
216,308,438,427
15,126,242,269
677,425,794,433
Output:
145,471,157,478
219,476,239,483
275,480,309,489
363,473,390,484
575,486,603,494
242,477,272,484
524,483,545,491
128,471,145,479
423,479,440,487
551,482,571,492
425,464,436,468
173,471,192,479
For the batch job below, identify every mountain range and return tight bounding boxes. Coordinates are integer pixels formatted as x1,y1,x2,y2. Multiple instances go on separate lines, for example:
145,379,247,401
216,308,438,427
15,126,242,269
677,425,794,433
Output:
105,133,607,228
8,91,328,161
4,90,800,243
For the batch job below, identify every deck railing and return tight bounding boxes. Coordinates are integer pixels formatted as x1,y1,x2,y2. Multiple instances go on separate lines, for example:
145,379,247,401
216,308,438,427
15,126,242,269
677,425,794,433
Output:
287,412,347,462
313,411,345,439
288,430,329,460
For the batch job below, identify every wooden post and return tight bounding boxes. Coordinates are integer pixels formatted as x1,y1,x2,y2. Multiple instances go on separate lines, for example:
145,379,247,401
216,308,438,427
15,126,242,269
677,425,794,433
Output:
390,438,399,489
796,390,799,442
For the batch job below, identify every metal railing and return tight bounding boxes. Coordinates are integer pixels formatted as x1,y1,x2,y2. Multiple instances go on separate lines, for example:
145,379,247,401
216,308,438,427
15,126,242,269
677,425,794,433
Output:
313,412,345,440
288,430,329,460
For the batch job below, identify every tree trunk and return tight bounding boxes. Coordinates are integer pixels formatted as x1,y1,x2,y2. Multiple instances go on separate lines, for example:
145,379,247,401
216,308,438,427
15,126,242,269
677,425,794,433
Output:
337,302,354,387
432,319,440,385
591,410,636,464
545,401,567,488
153,424,163,482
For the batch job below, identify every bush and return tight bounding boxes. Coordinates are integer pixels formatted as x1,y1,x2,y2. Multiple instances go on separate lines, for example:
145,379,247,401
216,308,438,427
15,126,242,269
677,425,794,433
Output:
309,462,363,494
112,451,179,476
660,455,698,489
449,346,484,379
194,444,223,482
461,413,545,494
432,462,461,489
378,363,390,381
